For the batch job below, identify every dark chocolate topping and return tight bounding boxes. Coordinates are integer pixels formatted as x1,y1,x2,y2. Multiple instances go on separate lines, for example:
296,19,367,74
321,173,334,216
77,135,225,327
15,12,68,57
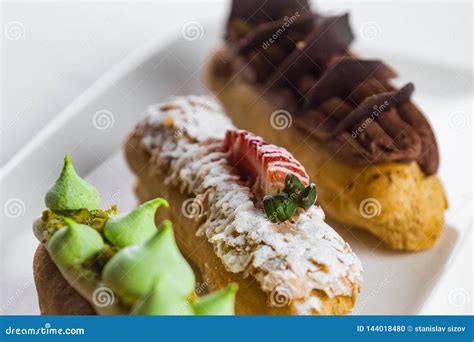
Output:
304,59,397,109
238,12,316,53
225,0,440,175
266,14,354,89
330,82,414,137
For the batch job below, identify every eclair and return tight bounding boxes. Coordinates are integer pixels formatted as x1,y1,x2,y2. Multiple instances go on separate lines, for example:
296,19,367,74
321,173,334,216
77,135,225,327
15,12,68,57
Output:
33,155,238,315
124,95,363,315
204,0,447,250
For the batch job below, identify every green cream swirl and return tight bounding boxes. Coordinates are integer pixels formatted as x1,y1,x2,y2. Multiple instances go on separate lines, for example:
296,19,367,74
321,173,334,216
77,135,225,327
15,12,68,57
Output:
46,218,104,267
104,198,169,247
131,279,195,315
102,220,195,303
45,155,101,211
192,283,238,315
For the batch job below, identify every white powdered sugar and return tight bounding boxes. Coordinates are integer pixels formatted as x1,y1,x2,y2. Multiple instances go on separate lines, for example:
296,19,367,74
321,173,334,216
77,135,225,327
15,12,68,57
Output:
145,95,234,142
140,96,363,314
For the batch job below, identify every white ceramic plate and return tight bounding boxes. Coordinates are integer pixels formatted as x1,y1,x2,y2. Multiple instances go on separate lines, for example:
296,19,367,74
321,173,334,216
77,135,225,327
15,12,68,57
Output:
1,23,471,315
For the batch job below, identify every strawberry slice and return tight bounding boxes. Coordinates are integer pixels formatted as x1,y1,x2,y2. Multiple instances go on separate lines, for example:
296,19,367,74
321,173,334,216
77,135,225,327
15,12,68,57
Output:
224,129,309,195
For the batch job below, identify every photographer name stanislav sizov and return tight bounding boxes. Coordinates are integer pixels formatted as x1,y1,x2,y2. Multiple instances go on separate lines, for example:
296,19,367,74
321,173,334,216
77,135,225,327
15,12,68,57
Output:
414,325,465,333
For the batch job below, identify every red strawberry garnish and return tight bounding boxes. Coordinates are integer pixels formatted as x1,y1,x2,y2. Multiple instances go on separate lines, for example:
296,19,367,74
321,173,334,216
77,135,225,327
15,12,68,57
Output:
224,129,309,196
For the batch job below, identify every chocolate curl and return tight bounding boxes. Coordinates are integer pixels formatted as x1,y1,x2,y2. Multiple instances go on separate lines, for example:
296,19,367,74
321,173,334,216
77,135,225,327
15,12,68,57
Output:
266,14,354,88
338,83,424,167
397,101,440,175
331,83,415,137
304,59,397,110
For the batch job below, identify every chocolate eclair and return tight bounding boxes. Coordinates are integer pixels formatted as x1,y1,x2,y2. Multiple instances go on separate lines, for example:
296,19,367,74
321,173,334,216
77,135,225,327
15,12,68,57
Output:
204,0,447,250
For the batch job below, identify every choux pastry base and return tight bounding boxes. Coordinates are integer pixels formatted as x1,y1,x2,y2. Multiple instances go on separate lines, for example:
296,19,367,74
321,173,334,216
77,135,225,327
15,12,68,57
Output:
34,245,95,315
33,244,128,315
204,46,448,251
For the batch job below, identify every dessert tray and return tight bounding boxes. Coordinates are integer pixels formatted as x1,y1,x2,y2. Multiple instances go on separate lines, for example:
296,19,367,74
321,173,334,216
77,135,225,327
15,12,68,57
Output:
1,22,471,315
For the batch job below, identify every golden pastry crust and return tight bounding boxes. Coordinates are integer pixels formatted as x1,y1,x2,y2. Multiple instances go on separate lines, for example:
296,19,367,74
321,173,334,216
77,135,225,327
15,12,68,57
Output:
33,243,130,315
124,124,358,315
33,245,96,315
204,46,447,251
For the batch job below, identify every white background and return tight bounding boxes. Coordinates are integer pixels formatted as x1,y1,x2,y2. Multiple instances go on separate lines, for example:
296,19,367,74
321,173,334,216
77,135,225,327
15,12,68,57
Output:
1,0,472,315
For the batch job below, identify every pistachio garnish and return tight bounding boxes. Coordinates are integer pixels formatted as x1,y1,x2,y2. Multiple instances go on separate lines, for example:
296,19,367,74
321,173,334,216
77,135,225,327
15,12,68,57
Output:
104,198,169,247
299,183,317,210
263,173,317,222
46,218,104,267
263,192,296,223
45,155,101,211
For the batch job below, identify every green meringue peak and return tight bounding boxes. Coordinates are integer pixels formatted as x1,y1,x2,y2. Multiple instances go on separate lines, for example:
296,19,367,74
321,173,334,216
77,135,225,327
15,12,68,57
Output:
192,283,238,315
46,218,104,268
102,220,195,303
104,198,169,248
131,280,194,316
45,155,101,211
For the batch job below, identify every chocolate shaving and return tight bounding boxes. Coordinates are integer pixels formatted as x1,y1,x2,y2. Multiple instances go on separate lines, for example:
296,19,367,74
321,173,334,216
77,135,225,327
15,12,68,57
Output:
331,83,414,136
266,14,354,88
304,59,397,109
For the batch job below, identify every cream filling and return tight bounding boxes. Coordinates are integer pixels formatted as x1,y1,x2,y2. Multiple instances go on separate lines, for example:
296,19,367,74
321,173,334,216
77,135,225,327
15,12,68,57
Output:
142,96,363,314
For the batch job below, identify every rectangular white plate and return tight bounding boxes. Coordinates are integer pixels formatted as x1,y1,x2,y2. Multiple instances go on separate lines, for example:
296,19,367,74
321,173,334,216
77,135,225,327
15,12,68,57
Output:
1,22,471,315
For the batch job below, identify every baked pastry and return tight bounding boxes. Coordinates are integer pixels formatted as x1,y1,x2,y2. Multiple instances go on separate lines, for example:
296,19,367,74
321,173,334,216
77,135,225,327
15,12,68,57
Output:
33,155,237,315
204,0,447,251
124,95,363,315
